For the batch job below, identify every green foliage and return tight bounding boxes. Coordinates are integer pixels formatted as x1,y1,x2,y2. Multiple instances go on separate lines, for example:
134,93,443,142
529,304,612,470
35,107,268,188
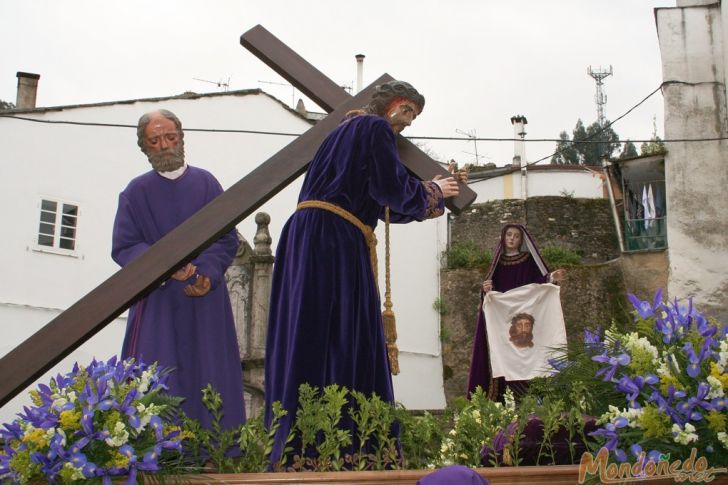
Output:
620,140,639,159
551,118,620,165
640,137,666,156
445,241,492,270
432,297,449,316
395,407,447,469
540,246,582,268
527,341,622,418
0,99,14,111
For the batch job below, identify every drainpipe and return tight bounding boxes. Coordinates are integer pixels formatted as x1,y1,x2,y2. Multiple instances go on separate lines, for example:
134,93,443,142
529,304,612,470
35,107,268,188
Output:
602,157,625,252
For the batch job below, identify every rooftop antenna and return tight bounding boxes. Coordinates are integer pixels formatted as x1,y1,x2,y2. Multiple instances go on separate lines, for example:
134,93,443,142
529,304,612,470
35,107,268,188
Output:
455,128,485,165
192,76,230,92
587,65,612,127
258,80,295,107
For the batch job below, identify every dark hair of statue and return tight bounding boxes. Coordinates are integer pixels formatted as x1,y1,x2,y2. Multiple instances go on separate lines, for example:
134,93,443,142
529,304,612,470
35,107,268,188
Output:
364,80,425,116
136,109,185,155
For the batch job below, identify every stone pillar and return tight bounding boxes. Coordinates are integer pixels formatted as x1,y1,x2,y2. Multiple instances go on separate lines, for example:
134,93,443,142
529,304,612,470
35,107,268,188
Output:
244,212,275,418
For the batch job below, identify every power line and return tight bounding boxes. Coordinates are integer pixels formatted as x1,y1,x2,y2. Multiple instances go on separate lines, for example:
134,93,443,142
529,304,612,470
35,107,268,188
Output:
1,82,726,150
2,112,722,144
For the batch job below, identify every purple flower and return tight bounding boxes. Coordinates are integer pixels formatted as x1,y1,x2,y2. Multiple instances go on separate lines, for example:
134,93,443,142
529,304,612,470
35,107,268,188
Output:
628,290,662,319
593,351,631,382
675,382,713,420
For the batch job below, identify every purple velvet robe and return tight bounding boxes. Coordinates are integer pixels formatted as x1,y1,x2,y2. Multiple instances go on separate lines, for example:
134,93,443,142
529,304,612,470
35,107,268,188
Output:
418,465,490,484
265,114,444,463
112,166,245,430
467,252,548,400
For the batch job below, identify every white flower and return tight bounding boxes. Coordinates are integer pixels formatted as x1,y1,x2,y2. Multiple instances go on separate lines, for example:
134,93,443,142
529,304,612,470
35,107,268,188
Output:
51,397,69,412
622,332,659,361
707,376,725,399
504,388,516,412
717,432,728,450
598,405,643,428
672,423,698,445
63,462,85,481
719,337,728,369
137,369,154,394
105,421,130,447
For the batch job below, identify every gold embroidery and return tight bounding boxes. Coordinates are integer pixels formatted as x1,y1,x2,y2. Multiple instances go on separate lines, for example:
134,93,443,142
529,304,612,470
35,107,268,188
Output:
499,252,529,266
423,181,445,218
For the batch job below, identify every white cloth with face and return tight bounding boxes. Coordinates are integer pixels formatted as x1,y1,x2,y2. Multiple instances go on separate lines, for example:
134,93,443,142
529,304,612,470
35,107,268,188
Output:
483,283,567,381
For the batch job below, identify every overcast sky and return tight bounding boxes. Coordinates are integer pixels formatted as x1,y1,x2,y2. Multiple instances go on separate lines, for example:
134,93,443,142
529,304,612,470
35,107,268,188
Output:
1,0,674,166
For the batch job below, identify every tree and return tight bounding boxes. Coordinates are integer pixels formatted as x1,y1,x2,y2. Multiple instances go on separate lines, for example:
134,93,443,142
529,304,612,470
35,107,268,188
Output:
550,130,580,164
551,118,620,165
619,140,638,159
583,120,620,165
0,99,15,111
640,117,666,156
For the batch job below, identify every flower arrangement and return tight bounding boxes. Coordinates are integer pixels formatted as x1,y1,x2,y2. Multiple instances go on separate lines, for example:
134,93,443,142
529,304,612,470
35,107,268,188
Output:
588,290,728,465
0,356,187,484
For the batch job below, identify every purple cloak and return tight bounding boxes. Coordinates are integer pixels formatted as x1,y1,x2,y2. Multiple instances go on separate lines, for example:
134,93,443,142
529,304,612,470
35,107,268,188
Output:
418,465,489,484
112,166,245,430
467,224,550,401
265,114,444,463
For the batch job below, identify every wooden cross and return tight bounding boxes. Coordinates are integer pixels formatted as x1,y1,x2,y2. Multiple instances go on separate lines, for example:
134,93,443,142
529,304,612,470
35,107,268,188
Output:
0,25,476,407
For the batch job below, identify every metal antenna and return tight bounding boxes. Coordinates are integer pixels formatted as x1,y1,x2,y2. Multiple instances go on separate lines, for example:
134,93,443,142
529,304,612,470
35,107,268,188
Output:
192,77,230,92
455,128,485,165
258,80,295,107
587,65,613,126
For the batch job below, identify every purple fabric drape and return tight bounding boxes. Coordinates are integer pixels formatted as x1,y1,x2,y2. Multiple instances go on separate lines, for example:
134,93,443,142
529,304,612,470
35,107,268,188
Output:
112,166,245,431
265,114,444,464
467,224,549,400
418,465,489,484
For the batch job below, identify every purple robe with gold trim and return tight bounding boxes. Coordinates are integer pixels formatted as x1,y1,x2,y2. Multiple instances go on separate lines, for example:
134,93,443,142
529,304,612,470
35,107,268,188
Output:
265,114,444,462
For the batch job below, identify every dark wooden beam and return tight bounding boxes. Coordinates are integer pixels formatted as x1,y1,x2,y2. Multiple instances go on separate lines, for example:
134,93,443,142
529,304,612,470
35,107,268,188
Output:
0,81,384,408
241,25,476,213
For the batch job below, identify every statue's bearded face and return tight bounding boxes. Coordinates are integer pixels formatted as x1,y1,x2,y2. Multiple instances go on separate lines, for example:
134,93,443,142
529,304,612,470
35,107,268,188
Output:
143,115,185,172
385,99,419,134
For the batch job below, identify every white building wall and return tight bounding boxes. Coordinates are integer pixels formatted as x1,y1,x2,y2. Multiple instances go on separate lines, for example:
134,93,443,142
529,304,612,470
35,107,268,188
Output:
467,168,604,203
0,92,448,423
657,3,728,321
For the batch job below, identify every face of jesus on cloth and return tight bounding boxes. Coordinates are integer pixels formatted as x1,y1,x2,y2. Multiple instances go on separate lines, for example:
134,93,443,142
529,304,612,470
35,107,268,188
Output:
509,313,535,348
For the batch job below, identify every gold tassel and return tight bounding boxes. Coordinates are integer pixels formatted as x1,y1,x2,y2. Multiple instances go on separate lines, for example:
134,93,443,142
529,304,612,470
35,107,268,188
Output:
383,206,400,375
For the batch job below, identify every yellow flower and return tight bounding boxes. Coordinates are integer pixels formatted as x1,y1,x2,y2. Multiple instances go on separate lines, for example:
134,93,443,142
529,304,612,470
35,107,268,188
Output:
29,390,43,407
106,450,131,469
21,427,48,449
659,374,683,395
638,405,672,440
59,410,82,432
706,410,727,433
710,362,728,388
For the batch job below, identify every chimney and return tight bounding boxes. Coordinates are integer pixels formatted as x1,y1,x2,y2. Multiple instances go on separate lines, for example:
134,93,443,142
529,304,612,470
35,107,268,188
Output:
16,72,41,109
510,115,527,167
355,54,365,94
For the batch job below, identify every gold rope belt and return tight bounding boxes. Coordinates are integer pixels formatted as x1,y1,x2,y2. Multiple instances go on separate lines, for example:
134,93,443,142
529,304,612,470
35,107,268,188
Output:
296,200,400,375
296,200,378,283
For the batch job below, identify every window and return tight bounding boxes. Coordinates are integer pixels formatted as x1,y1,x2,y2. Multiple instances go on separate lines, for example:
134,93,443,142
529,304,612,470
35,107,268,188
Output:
37,199,79,251
615,156,667,251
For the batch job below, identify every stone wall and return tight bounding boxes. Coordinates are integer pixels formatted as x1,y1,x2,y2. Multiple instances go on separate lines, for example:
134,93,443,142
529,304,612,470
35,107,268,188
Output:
450,197,620,263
